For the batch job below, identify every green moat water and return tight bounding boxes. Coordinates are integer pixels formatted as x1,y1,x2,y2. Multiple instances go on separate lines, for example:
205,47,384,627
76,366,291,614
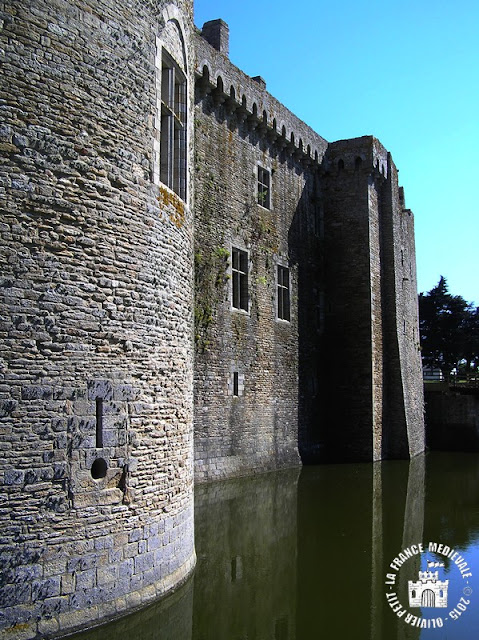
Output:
72,453,479,640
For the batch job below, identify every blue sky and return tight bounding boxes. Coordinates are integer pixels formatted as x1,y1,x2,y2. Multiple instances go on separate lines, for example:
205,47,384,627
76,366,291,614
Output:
194,0,478,306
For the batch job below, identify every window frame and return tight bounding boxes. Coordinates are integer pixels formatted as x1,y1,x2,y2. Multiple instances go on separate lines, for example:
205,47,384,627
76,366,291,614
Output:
157,48,187,200
257,165,271,209
231,246,249,313
276,264,291,322
233,371,239,396
228,370,244,397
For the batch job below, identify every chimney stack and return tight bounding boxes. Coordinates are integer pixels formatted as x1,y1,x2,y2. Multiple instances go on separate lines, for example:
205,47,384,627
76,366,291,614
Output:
201,19,229,56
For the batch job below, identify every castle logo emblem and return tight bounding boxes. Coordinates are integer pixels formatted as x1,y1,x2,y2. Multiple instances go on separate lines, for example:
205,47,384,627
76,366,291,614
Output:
408,561,448,608
385,541,473,630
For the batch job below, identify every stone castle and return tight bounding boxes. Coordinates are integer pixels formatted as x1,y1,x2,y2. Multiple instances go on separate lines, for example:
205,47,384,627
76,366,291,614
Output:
0,0,424,637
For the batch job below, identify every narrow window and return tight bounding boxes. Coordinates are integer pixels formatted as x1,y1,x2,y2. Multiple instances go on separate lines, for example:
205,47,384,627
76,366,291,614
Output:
229,371,244,396
232,247,248,311
95,397,103,448
233,371,239,397
160,51,186,199
257,165,270,208
277,265,290,321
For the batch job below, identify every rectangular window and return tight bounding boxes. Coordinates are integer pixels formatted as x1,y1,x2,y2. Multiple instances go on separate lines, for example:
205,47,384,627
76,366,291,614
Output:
277,265,290,321
257,166,270,209
95,397,103,448
232,247,248,311
160,51,186,200
233,372,239,397
229,371,244,396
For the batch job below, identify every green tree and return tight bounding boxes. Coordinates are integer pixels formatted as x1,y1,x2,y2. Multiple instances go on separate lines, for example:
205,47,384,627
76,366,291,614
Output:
419,276,477,379
462,306,479,371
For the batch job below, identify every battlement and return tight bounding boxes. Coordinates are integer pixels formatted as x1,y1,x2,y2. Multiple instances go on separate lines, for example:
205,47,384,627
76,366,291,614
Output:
195,27,328,169
326,136,391,179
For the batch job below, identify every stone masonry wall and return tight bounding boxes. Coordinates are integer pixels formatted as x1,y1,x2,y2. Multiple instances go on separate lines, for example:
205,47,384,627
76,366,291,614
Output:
193,28,424,469
321,137,424,461
0,1,195,637
0,6,426,635
425,390,479,451
193,32,328,481
380,151,425,458
321,138,378,460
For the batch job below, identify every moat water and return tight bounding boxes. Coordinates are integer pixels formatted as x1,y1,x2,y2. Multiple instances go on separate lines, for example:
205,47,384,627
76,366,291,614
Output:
72,453,479,640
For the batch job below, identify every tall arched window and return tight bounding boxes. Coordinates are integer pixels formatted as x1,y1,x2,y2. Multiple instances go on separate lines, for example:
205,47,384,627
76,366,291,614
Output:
160,50,187,200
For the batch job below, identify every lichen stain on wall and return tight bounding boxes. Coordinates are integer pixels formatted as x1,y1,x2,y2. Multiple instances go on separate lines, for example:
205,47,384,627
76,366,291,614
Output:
158,185,185,229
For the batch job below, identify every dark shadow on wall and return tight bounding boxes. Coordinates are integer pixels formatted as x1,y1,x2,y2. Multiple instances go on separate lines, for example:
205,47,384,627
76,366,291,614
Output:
287,167,326,463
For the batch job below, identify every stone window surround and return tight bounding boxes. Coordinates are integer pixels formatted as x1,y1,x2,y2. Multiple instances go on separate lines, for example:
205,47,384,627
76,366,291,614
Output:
154,38,188,202
228,369,245,397
256,163,271,209
276,261,291,323
230,244,250,314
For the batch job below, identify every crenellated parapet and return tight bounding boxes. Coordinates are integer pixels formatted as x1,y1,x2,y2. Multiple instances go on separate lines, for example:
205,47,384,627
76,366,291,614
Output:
324,135,391,180
194,28,328,170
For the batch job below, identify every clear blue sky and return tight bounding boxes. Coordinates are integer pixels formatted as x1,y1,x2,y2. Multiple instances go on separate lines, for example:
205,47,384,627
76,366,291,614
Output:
194,0,478,306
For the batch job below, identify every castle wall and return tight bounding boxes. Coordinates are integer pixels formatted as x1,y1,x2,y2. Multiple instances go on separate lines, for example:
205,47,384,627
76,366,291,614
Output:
0,0,195,636
193,32,327,481
0,5,426,634
193,29,424,470
321,138,378,460
380,152,425,458
321,137,424,460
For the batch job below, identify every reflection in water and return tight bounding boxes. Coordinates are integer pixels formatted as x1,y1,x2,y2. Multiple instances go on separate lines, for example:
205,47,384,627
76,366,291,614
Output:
71,453,479,640
193,468,300,640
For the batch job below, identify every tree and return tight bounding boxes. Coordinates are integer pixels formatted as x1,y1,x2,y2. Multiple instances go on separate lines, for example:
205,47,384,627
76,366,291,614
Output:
462,306,479,372
418,276,478,379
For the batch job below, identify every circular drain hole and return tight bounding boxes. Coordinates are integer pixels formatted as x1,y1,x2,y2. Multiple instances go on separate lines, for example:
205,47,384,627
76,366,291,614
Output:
91,457,108,480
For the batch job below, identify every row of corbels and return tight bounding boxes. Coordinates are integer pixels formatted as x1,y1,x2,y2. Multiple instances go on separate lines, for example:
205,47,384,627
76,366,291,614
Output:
195,68,321,168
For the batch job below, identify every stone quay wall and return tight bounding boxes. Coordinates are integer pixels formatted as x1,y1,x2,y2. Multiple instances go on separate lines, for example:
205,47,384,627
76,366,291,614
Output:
425,389,479,451
0,0,195,637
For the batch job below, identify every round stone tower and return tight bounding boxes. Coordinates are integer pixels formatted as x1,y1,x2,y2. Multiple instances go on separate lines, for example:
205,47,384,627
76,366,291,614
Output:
0,0,195,636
